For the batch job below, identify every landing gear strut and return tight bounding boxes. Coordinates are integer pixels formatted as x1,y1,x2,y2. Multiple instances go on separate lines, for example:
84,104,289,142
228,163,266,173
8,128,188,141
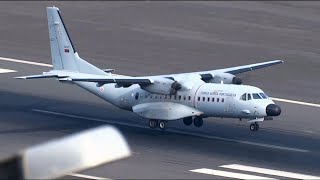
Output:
250,122,259,131
193,117,203,127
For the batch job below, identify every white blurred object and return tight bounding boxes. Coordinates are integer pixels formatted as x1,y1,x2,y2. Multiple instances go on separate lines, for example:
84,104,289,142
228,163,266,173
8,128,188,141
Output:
20,125,130,179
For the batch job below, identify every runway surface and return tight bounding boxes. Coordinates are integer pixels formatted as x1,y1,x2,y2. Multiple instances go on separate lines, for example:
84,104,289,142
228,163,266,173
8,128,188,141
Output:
0,1,320,179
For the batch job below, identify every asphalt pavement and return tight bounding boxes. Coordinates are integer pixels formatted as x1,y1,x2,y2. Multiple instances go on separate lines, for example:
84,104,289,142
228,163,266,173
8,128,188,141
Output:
0,1,319,179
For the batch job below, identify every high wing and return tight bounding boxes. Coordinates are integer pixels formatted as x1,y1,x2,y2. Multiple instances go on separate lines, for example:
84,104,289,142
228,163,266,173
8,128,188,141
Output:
211,59,284,75
16,59,283,89
58,59,284,84
154,59,284,79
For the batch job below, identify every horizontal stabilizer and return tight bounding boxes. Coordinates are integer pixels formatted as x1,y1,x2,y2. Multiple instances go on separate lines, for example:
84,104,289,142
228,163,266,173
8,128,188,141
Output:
15,74,67,79
102,69,115,73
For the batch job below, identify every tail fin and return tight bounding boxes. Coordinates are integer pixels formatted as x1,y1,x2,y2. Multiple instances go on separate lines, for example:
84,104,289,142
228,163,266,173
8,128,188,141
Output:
47,7,106,75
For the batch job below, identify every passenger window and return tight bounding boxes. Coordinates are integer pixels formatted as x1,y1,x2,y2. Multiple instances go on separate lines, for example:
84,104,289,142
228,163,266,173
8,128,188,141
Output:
159,95,162,99
222,98,224,102
198,97,200,101
179,95,182,100
135,92,139,100
217,98,219,102
164,95,167,99
174,95,177,100
155,95,158,99
252,93,262,99
247,93,252,100
188,96,191,101
184,96,186,100
207,97,210,102
212,98,215,102
203,97,205,101
240,93,247,101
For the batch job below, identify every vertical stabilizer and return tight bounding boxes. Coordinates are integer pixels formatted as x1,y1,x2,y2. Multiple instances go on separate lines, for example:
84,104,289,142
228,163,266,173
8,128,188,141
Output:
47,7,106,75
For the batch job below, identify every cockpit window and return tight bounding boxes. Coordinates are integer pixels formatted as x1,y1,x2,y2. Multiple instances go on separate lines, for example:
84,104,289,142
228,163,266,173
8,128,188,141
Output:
259,93,267,99
247,93,252,100
240,93,247,101
252,93,262,99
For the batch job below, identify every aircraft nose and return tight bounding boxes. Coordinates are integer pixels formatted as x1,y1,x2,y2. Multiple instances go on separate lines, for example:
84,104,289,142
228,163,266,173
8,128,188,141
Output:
266,104,281,116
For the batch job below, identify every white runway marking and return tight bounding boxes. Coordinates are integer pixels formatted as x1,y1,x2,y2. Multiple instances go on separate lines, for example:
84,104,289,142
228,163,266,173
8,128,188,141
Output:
190,168,276,180
236,140,309,153
221,164,320,179
271,97,320,108
69,173,110,180
0,68,16,73
31,109,310,153
1,56,318,108
0,56,52,67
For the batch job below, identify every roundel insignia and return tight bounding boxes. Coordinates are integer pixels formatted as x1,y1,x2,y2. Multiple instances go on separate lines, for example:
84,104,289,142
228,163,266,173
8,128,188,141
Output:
99,86,104,92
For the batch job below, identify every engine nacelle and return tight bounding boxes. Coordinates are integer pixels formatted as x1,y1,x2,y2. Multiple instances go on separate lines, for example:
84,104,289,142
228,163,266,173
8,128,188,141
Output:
141,78,181,95
207,73,242,84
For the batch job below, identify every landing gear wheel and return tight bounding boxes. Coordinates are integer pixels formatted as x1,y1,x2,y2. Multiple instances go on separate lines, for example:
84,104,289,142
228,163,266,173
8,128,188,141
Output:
159,120,167,130
193,117,203,127
250,124,255,131
183,117,193,126
148,119,158,129
250,123,259,131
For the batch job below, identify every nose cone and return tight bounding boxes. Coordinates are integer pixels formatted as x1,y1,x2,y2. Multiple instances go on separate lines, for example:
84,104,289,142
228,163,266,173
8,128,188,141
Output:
266,104,281,116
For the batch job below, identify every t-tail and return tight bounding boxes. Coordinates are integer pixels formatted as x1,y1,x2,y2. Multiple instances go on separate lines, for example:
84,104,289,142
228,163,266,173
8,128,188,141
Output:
16,6,106,79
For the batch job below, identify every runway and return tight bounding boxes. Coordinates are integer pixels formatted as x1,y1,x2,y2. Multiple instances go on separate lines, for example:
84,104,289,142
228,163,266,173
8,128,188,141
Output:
0,1,320,179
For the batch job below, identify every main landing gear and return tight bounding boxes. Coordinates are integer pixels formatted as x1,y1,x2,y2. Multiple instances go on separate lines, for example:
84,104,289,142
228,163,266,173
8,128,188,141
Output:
249,122,259,131
183,117,203,127
148,119,167,130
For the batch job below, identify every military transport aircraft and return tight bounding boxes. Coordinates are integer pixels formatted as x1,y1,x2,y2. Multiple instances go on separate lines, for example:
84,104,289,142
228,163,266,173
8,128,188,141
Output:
16,6,283,132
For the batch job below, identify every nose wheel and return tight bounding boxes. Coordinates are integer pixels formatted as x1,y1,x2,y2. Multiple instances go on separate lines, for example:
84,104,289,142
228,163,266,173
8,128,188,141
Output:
250,123,259,131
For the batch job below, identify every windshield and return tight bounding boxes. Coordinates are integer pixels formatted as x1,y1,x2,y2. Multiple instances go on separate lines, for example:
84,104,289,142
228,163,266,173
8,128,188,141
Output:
259,93,268,99
252,93,262,99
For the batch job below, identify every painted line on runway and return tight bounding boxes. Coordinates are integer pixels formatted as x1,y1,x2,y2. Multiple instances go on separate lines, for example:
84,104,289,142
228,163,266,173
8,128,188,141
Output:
0,56,52,67
31,109,310,153
271,97,320,108
220,164,320,179
235,140,309,153
69,173,111,180
0,68,17,73
190,168,276,180
2,56,319,108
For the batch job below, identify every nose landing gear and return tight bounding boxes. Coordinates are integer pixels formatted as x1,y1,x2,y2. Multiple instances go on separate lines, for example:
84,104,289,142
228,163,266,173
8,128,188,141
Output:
249,122,259,131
